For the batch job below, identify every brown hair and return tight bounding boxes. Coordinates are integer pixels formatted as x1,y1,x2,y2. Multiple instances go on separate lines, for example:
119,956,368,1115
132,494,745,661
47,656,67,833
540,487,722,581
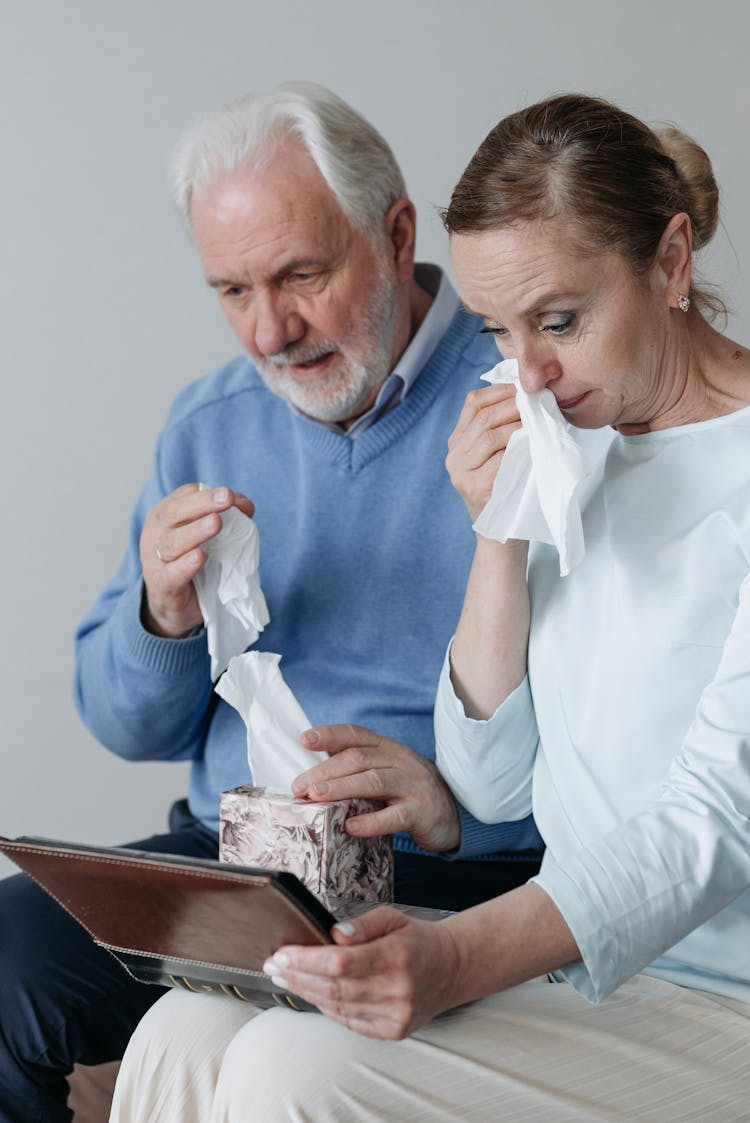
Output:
443,94,724,319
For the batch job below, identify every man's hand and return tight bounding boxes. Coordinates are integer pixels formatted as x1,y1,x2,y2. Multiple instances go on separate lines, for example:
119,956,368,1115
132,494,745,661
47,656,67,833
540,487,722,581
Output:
291,724,461,853
140,483,254,638
445,382,521,523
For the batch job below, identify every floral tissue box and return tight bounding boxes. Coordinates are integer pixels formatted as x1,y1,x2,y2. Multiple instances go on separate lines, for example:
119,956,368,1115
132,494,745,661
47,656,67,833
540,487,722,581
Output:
219,785,394,910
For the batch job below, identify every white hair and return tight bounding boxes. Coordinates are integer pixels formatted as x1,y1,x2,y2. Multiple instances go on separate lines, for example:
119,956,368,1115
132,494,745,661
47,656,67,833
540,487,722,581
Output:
170,80,407,237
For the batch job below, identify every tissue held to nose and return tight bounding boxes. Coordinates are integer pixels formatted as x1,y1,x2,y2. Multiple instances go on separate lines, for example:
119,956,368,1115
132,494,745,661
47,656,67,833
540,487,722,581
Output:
472,359,591,576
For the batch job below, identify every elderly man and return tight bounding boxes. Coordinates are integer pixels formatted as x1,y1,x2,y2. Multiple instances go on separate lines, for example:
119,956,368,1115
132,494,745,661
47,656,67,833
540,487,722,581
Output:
0,82,541,1122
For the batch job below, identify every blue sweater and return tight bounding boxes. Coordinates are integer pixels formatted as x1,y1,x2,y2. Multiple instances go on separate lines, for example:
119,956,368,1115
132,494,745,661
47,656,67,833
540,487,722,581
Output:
74,307,543,860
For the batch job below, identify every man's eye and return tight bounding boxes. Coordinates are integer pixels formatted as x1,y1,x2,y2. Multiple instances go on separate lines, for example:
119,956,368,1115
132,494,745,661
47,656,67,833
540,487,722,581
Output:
222,286,244,298
479,325,507,337
290,272,317,283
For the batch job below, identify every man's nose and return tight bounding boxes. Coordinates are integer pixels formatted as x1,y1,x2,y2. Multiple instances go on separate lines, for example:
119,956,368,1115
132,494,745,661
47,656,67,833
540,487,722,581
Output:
515,338,561,394
252,291,304,358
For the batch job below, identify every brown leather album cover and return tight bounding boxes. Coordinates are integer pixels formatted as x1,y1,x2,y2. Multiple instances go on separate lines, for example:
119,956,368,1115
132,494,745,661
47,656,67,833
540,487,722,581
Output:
0,835,337,1011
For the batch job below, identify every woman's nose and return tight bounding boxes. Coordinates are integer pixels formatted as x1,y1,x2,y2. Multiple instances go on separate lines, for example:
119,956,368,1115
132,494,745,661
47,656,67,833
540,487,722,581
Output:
515,339,562,394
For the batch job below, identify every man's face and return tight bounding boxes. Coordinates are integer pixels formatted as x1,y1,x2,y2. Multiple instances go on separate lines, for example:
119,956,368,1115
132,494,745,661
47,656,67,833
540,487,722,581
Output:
191,141,404,425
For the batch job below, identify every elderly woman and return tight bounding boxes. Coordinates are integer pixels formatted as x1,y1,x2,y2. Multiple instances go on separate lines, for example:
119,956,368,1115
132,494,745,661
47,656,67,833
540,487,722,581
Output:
110,95,750,1121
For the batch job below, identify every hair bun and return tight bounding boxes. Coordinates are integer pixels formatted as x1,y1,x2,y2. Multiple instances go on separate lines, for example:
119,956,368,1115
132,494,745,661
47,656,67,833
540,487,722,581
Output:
656,126,720,250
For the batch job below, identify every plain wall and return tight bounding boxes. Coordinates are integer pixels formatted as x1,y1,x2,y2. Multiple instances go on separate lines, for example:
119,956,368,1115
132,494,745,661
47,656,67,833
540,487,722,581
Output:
1,0,748,875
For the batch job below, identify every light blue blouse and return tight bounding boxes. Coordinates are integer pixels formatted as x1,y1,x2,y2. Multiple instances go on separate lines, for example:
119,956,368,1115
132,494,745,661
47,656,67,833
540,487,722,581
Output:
436,406,750,1004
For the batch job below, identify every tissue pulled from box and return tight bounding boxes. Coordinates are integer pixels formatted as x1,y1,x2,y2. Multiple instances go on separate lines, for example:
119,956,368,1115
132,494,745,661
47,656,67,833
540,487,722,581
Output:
216,650,326,789
193,488,270,681
220,785,394,909
473,358,591,576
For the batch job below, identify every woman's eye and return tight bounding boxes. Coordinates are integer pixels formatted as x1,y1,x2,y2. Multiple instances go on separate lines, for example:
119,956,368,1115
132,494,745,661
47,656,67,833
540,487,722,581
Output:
541,313,575,335
479,324,507,337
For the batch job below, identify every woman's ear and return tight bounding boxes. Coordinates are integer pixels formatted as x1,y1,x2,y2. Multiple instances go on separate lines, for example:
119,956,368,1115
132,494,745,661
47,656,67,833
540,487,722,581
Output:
653,211,693,309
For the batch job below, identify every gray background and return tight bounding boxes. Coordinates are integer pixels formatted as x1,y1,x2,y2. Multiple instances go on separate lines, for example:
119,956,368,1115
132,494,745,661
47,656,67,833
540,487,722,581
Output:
1,0,749,876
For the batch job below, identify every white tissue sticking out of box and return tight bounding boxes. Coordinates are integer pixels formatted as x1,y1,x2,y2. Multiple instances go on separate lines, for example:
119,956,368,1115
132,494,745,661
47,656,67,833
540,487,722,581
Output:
215,650,328,789
473,358,592,576
193,485,270,681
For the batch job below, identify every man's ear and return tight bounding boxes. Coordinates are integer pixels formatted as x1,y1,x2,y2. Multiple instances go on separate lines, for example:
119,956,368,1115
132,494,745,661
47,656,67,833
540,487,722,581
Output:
653,211,692,309
384,199,418,283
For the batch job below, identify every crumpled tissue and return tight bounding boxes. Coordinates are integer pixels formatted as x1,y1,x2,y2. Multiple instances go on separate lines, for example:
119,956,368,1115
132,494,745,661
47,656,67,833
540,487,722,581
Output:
193,485,270,681
216,650,394,907
473,358,592,576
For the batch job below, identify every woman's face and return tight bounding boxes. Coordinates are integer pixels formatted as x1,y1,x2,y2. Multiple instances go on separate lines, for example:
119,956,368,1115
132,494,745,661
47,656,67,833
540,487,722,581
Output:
451,220,670,431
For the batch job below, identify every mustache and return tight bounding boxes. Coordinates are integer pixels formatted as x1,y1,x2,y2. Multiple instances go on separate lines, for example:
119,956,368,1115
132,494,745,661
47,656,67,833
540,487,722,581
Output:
263,340,338,366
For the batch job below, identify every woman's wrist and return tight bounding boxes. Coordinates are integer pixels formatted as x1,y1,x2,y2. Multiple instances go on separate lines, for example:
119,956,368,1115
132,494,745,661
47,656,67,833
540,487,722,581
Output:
440,883,581,1009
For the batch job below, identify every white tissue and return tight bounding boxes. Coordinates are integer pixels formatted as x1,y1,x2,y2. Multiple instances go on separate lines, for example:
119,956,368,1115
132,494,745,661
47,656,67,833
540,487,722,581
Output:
193,486,270,681
473,358,591,576
216,651,328,790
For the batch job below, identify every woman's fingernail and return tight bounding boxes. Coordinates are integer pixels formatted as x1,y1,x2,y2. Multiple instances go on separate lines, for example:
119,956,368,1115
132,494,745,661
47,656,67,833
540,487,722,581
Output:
263,952,290,975
311,782,329,796
333,921,356,937
301,729,320,746
270,976,288,989
292,775,309,794
213,488,229,504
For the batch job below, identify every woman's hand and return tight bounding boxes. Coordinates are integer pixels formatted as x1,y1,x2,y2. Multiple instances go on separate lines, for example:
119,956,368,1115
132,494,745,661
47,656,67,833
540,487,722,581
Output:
263,886,581,1041
444,384,530,719
446,382,521,522
292,725,461,853
263,906,460,1040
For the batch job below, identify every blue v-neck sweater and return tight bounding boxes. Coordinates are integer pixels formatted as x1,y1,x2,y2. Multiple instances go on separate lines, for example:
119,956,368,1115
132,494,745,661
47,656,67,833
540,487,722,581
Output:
74,308,542,860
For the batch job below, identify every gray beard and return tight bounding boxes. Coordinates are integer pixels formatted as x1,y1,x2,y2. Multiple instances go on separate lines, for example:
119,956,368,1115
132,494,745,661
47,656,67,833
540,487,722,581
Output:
253,268,400,424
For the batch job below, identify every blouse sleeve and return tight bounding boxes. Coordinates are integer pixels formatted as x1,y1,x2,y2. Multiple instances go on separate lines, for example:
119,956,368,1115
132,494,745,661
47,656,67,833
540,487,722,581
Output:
534,571,750,1002
434,642,539,823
